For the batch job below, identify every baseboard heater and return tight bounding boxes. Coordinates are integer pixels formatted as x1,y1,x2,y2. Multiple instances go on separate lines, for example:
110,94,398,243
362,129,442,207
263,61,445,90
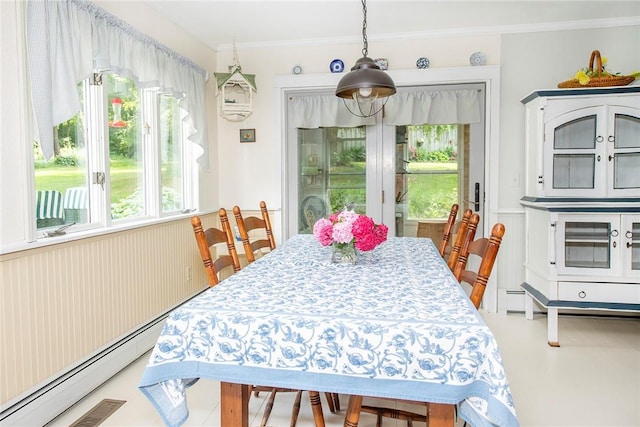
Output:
0,288,207,427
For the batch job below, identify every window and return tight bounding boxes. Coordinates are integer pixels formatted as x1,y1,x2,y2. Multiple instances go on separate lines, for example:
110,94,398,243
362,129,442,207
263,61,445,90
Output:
34,72,191,232
27,0,208,237
158,94,185,214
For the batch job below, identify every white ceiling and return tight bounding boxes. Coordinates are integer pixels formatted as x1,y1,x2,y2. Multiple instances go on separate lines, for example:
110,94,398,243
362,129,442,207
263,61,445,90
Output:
143,1,640,51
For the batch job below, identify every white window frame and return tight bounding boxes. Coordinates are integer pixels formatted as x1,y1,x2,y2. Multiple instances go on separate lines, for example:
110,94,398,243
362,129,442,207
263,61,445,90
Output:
32,74,196,240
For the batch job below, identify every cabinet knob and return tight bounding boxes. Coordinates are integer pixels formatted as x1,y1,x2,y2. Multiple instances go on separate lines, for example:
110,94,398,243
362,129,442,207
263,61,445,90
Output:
626,230,633,239
608,155,614,161
597,155,601,162
611,229,619,237
578,291,586,299
628,242,633,249
596,136,604,143
608,135,615,142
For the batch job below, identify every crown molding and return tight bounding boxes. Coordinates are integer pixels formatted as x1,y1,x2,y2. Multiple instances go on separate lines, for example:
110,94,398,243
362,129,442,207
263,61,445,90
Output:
216,16,640,52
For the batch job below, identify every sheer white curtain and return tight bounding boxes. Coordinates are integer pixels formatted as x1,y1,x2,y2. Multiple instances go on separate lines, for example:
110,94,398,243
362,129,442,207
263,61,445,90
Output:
26,0,209,167
288,89,480,129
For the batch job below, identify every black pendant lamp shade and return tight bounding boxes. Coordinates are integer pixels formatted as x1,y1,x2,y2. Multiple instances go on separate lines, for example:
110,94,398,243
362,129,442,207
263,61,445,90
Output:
335,0,396,117
335,56,396,99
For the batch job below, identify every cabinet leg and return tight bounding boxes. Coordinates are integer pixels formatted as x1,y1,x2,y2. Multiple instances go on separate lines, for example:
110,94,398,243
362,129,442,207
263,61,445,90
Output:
547,308,560,347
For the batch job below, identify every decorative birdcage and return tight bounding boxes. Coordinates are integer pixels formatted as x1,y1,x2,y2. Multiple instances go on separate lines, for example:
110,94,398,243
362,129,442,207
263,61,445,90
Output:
214,43,257,122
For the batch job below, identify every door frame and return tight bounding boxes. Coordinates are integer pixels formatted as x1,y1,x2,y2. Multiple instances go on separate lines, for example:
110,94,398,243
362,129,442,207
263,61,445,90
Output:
275,66,501,310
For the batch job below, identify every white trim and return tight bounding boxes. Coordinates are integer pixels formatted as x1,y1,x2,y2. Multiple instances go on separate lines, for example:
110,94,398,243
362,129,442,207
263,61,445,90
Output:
221,16,640,51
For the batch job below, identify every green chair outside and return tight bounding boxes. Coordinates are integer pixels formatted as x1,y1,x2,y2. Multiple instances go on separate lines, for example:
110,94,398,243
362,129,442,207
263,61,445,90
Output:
63,187,88,224
36,190,65,228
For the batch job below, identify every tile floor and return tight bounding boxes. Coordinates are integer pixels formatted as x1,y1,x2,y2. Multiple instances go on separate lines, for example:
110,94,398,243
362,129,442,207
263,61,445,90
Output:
46,312,640,427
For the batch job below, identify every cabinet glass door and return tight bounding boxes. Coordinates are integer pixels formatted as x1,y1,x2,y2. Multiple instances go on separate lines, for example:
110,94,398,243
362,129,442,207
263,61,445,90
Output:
612,112,640,191
563,221,611,269
552,115,597,190
622,216,640,278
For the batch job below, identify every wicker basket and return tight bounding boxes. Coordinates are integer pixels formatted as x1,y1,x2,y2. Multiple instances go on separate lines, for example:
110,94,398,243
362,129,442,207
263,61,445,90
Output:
558,50,636,88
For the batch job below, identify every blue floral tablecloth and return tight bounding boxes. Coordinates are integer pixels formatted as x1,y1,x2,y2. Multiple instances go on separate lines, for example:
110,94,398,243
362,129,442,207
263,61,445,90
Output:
139,235,519,427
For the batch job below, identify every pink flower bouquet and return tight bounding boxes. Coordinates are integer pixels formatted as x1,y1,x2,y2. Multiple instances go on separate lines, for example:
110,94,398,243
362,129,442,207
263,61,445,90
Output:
312,208,388,252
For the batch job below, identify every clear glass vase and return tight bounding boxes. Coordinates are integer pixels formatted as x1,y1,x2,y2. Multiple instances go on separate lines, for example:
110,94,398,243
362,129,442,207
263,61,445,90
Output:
331,242,359,264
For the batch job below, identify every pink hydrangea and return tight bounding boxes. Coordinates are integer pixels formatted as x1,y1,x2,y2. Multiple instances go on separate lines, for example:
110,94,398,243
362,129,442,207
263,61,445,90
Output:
312,208,388,252
313,218,334,246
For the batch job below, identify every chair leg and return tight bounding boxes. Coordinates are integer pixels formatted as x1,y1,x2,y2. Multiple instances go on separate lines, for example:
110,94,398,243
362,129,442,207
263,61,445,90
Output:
344,395,363,427
332,393,341,412
309,391,326,427
289,390,303,427
260,388,277,427
324,392,336,413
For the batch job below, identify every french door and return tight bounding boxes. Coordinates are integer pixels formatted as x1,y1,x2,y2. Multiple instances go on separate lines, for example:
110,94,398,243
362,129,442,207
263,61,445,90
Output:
286,84,486,239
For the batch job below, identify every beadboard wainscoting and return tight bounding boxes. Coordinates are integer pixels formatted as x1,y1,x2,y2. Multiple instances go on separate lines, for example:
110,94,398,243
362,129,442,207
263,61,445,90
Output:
496,210,526,312
0,213,219,426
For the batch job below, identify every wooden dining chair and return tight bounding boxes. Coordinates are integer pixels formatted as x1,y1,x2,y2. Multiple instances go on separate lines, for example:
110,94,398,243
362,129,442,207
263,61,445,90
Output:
194,211,335,426
454,221,506,308
451,213,480,277
445,208,473,270
345,221,505,427
437,203,459,257
233,200,277,263
191,209,241,287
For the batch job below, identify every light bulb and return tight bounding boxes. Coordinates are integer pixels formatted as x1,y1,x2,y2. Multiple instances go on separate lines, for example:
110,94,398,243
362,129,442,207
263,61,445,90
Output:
358,87,373,98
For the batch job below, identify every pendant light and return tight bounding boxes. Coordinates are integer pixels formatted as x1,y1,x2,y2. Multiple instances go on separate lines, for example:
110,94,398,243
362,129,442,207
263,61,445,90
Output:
336,0,396,118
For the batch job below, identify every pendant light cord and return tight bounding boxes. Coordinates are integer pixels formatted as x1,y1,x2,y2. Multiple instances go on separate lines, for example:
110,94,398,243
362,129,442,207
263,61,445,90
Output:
361,0,368,58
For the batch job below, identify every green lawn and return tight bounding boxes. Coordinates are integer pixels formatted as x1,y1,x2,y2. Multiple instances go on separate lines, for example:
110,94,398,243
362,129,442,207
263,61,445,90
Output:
37,159,457,220
35,159,140,202
327,161,458,218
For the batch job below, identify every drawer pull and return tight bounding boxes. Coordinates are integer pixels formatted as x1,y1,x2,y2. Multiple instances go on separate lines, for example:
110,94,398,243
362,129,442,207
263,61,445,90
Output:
578,291,586,299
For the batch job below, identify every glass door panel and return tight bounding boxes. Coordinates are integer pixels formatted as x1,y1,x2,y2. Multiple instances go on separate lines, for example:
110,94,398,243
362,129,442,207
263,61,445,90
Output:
394,124,462,238
563,221,611,269
553,154,595,189
614,114,640,149
553,116,596,149
612,113,640,191
552,116,597,190
614,153,640,189
623,217,639,275
297,127,366,234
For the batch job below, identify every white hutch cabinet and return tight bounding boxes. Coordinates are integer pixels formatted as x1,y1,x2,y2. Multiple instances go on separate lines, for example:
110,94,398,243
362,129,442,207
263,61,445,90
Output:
520,87,640,346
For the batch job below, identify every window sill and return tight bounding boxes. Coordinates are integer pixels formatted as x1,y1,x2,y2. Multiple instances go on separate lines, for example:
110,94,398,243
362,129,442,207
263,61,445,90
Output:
0,210,214,256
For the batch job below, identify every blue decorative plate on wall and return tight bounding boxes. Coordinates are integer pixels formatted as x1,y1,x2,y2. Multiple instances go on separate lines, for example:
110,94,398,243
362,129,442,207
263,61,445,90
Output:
330,59,345,73
416,57,430,69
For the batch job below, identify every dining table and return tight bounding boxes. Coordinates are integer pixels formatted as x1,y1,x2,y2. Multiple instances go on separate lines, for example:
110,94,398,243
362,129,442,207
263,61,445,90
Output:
139,234,519,427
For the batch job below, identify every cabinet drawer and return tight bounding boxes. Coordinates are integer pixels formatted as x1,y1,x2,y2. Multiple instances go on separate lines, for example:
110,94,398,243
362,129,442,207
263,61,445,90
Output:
558,281,640,304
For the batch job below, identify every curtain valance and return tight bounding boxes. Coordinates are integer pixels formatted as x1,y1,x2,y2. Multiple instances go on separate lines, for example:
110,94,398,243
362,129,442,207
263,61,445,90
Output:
288,89,480,129
384,89,481,125
26,0,209,167
288,95,375,128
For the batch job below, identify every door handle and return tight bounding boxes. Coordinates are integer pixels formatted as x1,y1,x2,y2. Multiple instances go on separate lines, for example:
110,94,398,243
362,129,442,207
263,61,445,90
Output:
474,182,480,212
